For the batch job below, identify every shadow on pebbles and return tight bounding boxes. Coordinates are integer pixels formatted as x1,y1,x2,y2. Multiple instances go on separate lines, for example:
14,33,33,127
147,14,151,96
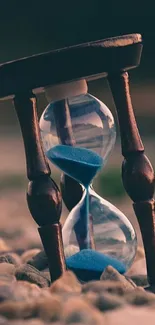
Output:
0,240,154,325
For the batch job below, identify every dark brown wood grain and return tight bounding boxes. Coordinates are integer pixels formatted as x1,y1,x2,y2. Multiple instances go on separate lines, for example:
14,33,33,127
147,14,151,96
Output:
39,223,66,282
108,72,155,286
108,73,144,156
134,201,155,285
14,92,66,281
0,34,142,99
14,92,50,180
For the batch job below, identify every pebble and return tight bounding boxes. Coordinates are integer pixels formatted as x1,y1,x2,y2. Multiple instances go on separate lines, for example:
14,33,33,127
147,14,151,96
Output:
125,288,155,306
130,274,148,287
0,239,10,252
50,271,81,294
0,284,15,303
11,320,48,325
0,280,42,303
0,253,20,266
21,249,41,264
0,295,62,322
0,275,16,285
105,305,155,325
0,263,16,285
36,296,62,321
82,280,136,296
61,296,104,324
0,263,15,276
0,300,37,319
85,291,125,312
27,251,48,271
12,281,41,301
101,266,137,290
15,264,50,288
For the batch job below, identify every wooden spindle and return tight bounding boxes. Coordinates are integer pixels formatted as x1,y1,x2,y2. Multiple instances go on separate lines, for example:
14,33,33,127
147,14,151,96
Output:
108,72,155,286
13,91,66,282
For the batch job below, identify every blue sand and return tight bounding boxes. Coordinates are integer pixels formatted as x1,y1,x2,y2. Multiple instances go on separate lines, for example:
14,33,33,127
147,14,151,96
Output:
66,249,126,282
47,145,103,250
46,145,103,187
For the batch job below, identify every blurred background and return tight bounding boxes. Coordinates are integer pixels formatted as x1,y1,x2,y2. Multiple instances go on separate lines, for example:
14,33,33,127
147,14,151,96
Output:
0,2,155,250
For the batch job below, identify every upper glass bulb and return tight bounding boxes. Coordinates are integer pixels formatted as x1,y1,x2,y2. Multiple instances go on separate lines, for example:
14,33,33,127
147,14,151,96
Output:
39,80,116,165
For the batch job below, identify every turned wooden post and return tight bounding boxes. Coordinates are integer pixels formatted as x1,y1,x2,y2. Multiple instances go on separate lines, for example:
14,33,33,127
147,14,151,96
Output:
13,92,66,282
108,72,155,286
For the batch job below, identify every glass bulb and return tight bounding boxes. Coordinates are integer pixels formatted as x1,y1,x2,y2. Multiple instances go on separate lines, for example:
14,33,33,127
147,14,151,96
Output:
40,92,116,164
63,186,137,272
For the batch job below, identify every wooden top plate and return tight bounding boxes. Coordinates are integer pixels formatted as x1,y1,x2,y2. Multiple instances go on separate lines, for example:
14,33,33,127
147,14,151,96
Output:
0,34,142,99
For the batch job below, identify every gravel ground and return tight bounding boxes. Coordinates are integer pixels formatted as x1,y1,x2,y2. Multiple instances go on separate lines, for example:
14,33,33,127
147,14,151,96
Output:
0,241,151,325
0,186,149,325
0,132,154,323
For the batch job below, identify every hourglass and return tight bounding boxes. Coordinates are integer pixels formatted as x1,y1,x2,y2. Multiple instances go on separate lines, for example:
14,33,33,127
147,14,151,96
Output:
40,79,137,280
0,33,155,288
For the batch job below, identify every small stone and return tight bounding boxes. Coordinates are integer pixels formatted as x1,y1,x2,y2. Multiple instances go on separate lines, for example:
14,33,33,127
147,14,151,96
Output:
0,263,16,284
27,250,48,271
85,291,125,312
61,297,104,324
101,266,137,290
0,284,14,303
0,275,16,284
21,249,41,264
105,305,155,325
15,264,50,288
0,263,15,275
37,296,62,321
11,320,46,325
0,253,20,266
50,271,81,294
0,239,10,252
12,281,41,301
130,274,148,287
0,300,37,319
83,280,136,296
125,288,155,306
0,280,41,303
0,296,62,321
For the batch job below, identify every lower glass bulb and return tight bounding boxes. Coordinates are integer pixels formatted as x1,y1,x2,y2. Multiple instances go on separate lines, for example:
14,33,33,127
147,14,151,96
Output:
63,186,137,280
